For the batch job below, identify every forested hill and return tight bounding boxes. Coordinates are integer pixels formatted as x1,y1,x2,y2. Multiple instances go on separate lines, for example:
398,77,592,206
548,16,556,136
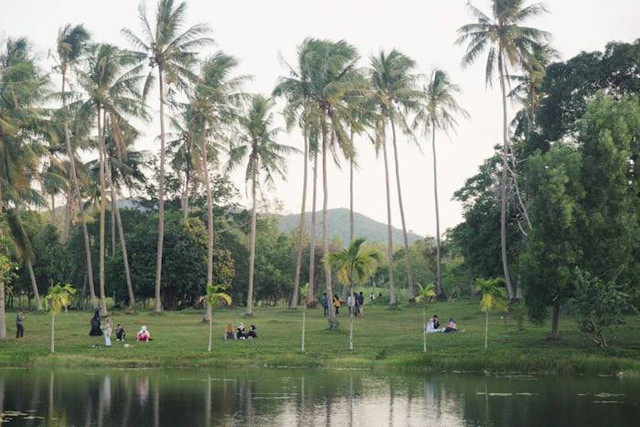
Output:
276,208,425,246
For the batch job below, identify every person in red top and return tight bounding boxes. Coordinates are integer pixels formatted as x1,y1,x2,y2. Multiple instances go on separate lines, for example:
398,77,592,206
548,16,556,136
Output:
136,325,151,342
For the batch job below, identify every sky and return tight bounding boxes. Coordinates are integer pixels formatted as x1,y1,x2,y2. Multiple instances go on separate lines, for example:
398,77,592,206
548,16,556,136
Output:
1,0,638,237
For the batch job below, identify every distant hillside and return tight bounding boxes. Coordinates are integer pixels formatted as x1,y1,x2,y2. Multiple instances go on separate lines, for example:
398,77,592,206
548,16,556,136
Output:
276,208,424,247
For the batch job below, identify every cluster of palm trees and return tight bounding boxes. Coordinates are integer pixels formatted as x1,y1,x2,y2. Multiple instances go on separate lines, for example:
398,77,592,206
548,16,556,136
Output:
0,0,552,337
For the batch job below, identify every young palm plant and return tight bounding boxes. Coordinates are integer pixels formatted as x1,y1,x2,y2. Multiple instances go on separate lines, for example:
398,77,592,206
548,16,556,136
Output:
476,277,508,349
122,0,213,312
413,69,468,297
226,95,296,316
205,284,232,352
456,0,550,299
415,282,436,353
299,282,309,352
325,238,381,350
45,283,77,353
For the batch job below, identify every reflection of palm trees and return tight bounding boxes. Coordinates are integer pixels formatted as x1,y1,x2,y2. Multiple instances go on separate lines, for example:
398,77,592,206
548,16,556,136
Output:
136,376,149,407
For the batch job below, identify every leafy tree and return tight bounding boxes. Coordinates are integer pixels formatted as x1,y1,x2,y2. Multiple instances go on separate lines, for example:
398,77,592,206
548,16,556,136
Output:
45,283,76,353
476,277,507,349
205,284,231,352
457,0,550,299
123,0,213,312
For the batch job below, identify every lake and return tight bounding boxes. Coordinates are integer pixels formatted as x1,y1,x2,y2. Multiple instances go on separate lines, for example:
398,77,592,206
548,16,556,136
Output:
0,368,638,426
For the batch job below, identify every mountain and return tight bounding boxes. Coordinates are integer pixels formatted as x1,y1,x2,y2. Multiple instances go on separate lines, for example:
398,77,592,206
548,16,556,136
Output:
276,208,425,247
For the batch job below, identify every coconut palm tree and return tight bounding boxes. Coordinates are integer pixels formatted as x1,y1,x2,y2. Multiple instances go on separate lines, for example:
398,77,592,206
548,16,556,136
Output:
54,24,97,308
476,277,508,349
205,284,232,352
413,69,468,297
324,238,381,350
369,49,421,304
226,95,296,316
45,283,77,353
415,282,436,353
122,0,213,312
456,0,550,299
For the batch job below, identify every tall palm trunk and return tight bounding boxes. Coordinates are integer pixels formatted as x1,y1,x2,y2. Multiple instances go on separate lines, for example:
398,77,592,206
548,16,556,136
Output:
97,108,108,316
247,171,258,316
182,168,190,219
61,71,97,307
323,126,337,327
207,314,213,352
431,122,442,296
290,129,309,308
348,282,354,350
111,197,116,257
308,152,318,305
390,119,414,301
154,66,166,313
202,122,214,322
26,260,41,310
0,194,4,338
349,131,354,244
50,194,56,225
381,135,396,307
497,53,515,300
105,152,135,309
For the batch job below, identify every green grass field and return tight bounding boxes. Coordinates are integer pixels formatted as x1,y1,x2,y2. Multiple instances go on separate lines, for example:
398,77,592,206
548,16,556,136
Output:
2,300,639,375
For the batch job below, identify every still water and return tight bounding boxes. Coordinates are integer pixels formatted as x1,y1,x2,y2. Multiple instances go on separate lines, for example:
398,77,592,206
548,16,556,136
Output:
0,368,638,426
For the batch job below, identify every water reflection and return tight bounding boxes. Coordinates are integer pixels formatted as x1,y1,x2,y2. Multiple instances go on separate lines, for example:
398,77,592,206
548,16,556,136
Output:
0,368,638,426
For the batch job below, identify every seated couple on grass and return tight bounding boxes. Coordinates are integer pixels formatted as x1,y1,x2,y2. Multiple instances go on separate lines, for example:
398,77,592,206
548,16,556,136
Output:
224,323,257,340
425,316,462,333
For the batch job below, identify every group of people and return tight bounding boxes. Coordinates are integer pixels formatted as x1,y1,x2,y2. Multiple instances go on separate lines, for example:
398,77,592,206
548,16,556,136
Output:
425,315,460,334
322,292,366,317
88,308,150,346
224,323,257,340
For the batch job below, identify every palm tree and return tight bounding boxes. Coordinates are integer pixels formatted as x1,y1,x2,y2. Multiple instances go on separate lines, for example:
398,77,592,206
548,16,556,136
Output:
476,277,508,349
456,0,550,299
369,49,421,304
325,238,381,350
226,95,295,316
191,52,248,322
304,39,360,328
122,0,213,312
205,284,232,352
54,24,97,308
413,69,468,297
415,282,436,353
45,283,77,353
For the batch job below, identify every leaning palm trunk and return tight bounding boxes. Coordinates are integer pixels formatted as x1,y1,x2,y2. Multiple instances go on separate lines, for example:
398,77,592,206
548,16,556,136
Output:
431,123,442,296
61,72,97,307
308,153,318,305
26,260,41,310
290,130,309,308
246,173,258,316
105,155,135,309
202,123,214,323
323,128,337,327
97,109,108,316
154,66,167,313
381,137,396,307
390,119,414,300
498,55,515,300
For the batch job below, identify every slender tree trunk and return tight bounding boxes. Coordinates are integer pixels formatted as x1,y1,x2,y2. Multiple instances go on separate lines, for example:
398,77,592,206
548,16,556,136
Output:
97,109,108,316
50,313,55,353
182,168,190,220
154,66,166,313
61,71,97,307
207,313,213,352
323,127,337,328
291,129,309,308
26,260,41,310
308,152,318,305
111,195,116,257
349,130,354,244
246,172,258,316
0,277,5,340
202,122,214,323
498,54,515,299
484,311,489,349
431,123,442,296
390,119,414,301
50,194,56,225
105,154,135,309
550,300,560,341
422,307,426,353
381,136,396,307
348,283,354,350
301,304,306,352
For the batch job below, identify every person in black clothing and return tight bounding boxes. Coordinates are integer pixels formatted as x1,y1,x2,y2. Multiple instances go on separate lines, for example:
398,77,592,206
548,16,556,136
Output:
16,309,24,339
248,325,257,339
433,315,440,330
89,308,102,336
116,324,126,341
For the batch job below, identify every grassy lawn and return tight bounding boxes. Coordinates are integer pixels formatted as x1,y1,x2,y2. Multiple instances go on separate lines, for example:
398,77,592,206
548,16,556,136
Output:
1,299,639,375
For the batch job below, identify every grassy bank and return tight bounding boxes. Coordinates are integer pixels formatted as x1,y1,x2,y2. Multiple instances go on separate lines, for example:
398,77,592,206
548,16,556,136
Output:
1,300,639,375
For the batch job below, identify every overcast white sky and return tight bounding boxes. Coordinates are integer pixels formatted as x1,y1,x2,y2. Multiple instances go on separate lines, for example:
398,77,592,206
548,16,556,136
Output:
2,0,638,237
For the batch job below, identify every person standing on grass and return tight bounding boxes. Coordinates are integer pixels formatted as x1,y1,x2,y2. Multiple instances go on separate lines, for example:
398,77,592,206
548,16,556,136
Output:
16,309,24,339
358,292,365,317
103,317,113,347
322,293,329,317
333,294,341,315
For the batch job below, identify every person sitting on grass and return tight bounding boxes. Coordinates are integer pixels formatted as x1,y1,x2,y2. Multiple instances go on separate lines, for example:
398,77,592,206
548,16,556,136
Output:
116,324,126,341
237,322,246,339
136,325,151,342
224,323,236,340
443,318,458,333
425,316,442,333
248,324,257,339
